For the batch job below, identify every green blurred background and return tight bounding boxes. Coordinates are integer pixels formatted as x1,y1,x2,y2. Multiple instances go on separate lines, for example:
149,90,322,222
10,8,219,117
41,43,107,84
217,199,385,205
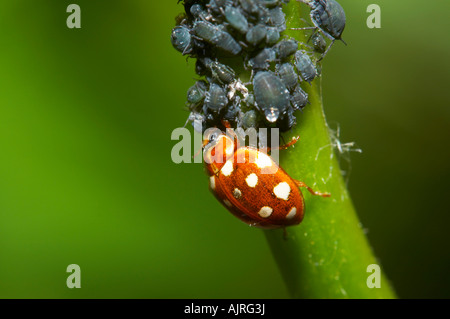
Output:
0,0,448,298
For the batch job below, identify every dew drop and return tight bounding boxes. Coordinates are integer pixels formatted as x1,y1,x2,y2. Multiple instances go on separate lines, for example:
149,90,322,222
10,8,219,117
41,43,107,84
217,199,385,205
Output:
264,107,279,123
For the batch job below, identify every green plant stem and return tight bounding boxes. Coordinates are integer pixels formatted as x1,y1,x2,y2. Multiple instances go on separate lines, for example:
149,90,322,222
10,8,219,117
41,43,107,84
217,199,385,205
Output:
263,1,396,299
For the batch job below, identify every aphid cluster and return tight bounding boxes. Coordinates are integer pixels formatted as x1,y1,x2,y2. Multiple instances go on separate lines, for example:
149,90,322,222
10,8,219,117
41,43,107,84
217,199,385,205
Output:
171,0,336,134
171,0,345,229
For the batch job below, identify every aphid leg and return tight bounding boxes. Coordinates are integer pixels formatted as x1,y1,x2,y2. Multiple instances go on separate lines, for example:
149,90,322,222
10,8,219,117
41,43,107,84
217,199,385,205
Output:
191,35,203,42
182,43,192,55
290,26,317,31
297,0,312,6
294,180,331,197
318,37,346,61
318,0,327,8
318,38,335,61
239,40,249,49
242,69,255,86
300,17,313,26
306,28,318,44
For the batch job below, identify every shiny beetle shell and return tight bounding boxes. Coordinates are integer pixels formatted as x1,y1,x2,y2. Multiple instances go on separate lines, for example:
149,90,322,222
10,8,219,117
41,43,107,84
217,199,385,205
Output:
203,133,305,229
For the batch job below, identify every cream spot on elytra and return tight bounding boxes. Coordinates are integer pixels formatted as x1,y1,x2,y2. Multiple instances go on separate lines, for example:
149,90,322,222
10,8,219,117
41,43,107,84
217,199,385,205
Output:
233,188,242,199
258,206,273,218
210,176,216,190
245,173,258,188
255,152,272,169
286,207,297,219
221,160,234,177
223,199,232,207
274,182,290,200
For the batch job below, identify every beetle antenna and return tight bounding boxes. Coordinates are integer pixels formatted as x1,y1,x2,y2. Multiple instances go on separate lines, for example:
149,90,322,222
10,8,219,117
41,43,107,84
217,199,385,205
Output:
193,139,209,160
193,146,202,160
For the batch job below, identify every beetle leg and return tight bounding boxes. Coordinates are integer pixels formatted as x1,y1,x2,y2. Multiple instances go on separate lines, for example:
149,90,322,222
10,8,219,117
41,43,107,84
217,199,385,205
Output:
259,136,300,154
278,136,300,150
221,120,241,150
283,227,289,240
294,180,331,197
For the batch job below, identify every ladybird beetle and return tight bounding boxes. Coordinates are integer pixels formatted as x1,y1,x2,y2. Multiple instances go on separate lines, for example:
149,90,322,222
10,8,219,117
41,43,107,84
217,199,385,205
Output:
203,127,330,229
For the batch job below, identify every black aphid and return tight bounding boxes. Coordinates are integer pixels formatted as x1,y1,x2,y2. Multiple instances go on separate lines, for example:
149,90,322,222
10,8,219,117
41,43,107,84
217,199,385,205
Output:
172,0,338,133
204,83,229,112
294,0,346,59
294,50,317,84
171,25,193,55
253,71,290,123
